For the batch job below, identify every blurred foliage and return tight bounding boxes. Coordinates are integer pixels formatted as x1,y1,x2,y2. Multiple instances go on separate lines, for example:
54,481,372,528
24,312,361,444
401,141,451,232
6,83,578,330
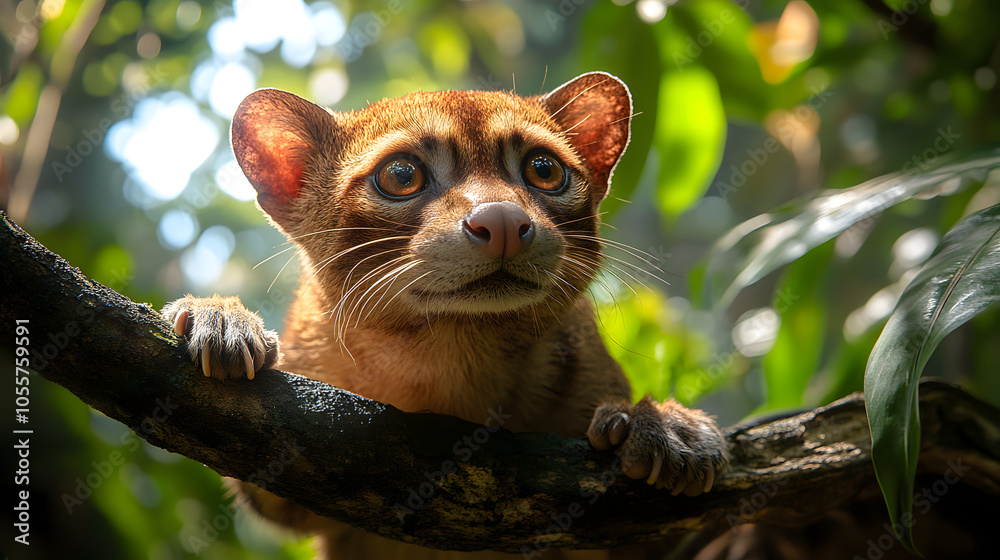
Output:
2,0,999,557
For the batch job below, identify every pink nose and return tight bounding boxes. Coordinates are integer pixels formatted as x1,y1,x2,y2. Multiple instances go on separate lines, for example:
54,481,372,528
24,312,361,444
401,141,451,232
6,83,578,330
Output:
464,201,535,258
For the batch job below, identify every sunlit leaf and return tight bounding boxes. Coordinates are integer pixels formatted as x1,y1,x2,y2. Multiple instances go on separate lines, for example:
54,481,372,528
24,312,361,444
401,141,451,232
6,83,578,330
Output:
597,290,716,405
653,67,726,217
664,0,777,120
418,19,471,79
37,0,82,56
2,63,44,124
579,2,660,217
865,201,1000,552
598,290,666,400
701,145,1000,309
91,244,133,288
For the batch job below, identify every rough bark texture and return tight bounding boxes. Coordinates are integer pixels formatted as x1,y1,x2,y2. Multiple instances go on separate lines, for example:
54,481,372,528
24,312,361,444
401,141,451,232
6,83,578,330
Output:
2,212,998,556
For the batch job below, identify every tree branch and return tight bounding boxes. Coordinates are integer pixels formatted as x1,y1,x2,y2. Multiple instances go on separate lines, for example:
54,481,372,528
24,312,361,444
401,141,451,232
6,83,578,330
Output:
2,212,998,554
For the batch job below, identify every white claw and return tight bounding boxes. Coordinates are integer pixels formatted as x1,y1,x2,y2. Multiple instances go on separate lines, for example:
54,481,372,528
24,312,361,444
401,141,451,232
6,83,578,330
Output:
241,344,254,380
173,310,189,337
201,345,212,378
646,451,663,485
703,462,716,493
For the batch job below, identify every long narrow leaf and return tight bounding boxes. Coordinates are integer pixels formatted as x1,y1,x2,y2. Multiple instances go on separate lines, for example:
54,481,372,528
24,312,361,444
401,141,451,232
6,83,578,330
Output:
865,202,1000,552
702,145,1000,309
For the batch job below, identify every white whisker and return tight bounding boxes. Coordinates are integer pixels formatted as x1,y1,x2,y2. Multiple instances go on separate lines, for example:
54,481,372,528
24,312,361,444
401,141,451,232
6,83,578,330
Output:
350,260,424,327
254,244,297,269
333,257,410,338
305,235,413,293
563,233,663,264
268,247,304,293
377,269,436,315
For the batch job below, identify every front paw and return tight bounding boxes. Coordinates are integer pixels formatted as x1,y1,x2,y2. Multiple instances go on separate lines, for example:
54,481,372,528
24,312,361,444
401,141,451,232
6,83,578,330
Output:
162,295,280,381
587,397,728,496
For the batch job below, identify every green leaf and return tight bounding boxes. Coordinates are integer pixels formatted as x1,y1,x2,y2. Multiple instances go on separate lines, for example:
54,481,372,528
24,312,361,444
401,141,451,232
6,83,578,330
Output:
653,66,726,217
865,201,1000,553
701,144,1000,309
1,62,44,125
418,19,471,79
579,2,660,217
597,290,718,405
665,0,775,121
821,328,878,405
597,290,667,401
761,242,832,410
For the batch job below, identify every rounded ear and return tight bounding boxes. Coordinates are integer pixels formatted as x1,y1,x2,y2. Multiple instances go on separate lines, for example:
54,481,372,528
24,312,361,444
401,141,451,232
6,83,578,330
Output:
230,89,333,218
544,72,632,200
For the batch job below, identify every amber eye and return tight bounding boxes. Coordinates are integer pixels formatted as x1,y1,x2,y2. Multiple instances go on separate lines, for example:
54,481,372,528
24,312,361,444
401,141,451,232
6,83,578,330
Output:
523,153,567,192
375,155,426,198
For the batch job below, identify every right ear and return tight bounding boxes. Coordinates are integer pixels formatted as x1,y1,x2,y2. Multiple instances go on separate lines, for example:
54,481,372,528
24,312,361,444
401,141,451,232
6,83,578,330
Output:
230,89,333,221
543,72,632,201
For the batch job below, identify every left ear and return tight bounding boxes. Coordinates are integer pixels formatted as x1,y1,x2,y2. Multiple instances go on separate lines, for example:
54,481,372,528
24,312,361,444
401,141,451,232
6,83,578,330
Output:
544,72,632,200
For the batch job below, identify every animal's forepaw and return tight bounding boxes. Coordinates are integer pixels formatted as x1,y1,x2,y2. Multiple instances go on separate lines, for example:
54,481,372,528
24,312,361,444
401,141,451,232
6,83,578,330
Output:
587,397,728,496
162,295,280,381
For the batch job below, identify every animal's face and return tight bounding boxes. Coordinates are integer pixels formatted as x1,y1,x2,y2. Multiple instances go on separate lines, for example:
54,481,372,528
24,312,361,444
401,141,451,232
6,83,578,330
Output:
231,73,632,331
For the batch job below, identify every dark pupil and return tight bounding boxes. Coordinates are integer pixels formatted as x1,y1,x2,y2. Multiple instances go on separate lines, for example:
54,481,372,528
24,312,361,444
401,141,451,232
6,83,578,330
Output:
533,158,553,179
389,161,413,185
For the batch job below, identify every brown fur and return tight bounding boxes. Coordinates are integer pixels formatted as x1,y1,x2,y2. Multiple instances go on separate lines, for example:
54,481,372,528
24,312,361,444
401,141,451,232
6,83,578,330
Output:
162,73,727,559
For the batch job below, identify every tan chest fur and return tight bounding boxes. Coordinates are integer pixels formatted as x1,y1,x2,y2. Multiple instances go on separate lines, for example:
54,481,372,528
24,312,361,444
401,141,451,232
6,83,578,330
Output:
278,283,624,436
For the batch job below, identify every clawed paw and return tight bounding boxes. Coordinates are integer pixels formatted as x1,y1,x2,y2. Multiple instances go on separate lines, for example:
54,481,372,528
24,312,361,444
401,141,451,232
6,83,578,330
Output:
162,295,280,381
587,397,728,496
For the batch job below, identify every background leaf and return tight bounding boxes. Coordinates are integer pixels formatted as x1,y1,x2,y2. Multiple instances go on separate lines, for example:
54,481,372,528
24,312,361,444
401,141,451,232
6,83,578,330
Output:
761,241,832,410
701,145,1000,309
578,2,660,218
652,66,727,218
